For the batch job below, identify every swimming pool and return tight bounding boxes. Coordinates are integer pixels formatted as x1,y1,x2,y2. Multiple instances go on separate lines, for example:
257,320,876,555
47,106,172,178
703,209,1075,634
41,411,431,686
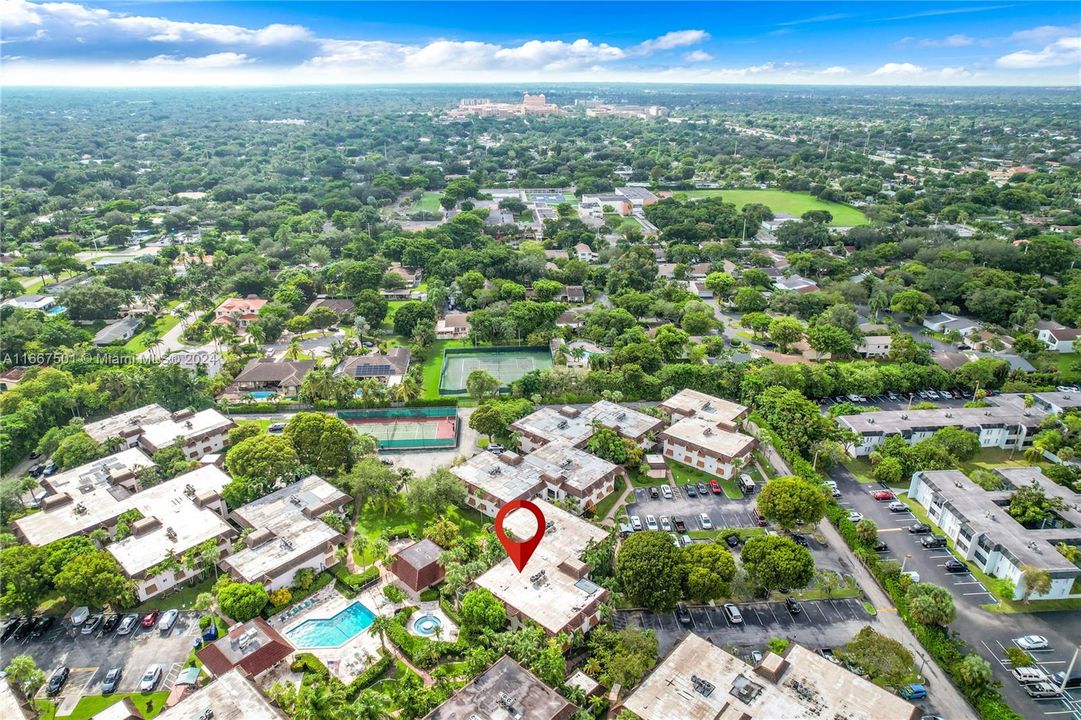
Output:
285,602,376,648
412,614,443,637
249,390,277,400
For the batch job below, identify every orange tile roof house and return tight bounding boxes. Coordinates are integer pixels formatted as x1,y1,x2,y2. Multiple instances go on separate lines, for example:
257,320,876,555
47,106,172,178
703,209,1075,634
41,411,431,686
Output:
196,618,293,680
213,296,268,330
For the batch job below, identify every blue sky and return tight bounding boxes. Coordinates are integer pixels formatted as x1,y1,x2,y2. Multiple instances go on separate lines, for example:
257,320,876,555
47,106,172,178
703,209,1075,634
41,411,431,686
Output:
1,1,1078,86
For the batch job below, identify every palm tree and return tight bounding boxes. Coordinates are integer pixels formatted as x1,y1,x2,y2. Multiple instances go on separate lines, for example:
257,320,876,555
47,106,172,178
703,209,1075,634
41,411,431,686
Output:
285,339,303,361
367,615,393,651
352,690,391,720
146,331,164,361
328,339,350,365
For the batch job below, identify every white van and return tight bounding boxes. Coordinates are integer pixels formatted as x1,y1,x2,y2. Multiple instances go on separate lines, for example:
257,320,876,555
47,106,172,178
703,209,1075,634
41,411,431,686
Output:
660,484,674,500
738,475,756,494
1012,667,1048,685
902,570,920,583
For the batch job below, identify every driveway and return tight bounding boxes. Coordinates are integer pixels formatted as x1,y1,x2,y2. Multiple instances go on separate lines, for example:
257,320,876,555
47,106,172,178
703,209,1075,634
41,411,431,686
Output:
6,611,200,709
626,484,761,532
977,625,1081,720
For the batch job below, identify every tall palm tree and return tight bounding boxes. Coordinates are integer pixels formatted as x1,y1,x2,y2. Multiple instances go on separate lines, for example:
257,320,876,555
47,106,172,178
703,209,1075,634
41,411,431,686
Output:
328,339,350,365
285,339,303,361
351,690,391,720
367,615,393,651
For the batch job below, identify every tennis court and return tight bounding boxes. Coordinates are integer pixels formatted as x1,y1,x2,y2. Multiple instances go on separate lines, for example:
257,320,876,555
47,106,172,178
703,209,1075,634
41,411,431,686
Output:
527,192,571,206
338,407,459,450
438,346,553,395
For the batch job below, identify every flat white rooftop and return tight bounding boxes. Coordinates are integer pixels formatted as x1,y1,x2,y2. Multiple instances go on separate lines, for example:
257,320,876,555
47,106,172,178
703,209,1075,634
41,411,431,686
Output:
83,404,172,443
108,465,233,576
474,500,607,634
661,416,755,460
157,668,287,720
660,389,748,423
138,408,233,450
624,634,918,720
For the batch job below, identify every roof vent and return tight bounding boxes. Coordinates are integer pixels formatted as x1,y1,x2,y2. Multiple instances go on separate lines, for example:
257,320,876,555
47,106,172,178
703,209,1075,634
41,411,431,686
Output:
901,414,908,420
704,427,714,436
166,527,177,541
692,674,716,697
183,483,196,497
74,502,87,515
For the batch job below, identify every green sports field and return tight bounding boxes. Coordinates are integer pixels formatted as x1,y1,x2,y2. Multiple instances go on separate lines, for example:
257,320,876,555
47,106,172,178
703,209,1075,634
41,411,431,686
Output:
674,189,867,226
410,191,442,213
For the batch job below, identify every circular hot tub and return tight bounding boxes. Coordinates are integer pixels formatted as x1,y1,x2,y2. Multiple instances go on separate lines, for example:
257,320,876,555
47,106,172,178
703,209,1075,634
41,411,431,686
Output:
412,614,443,637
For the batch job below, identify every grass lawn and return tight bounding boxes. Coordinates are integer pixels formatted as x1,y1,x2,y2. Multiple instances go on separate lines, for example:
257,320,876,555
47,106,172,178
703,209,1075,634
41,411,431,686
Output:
673,189,867,227
956,448,1054,476
790,570,862,601
123,314,182,353
355,502,489,545
410,191,442,214
36,692,170,720
419,339,470,399
593,475,627,519
132,575,215,613
690,527,765,543
237,418,273,431
382,300,410,330
1049,352,1081,382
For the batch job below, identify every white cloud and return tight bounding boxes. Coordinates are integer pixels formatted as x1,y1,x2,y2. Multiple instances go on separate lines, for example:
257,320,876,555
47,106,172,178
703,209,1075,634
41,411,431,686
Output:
0,0,311,45
633,30,709,53
818,66,851,75
997,36,1081,68
1009,25,1077,43
139,52,252,68
871,62,972,80
683,50,714,63
919,34,976,47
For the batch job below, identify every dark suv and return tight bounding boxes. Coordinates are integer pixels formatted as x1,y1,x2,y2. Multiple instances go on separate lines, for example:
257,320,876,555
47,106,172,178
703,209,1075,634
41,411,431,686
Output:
921,535,946,549
46,667,70,696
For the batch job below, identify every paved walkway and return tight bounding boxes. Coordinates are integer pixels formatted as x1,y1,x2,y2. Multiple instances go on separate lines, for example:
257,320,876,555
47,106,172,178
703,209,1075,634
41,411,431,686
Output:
599,480,636,527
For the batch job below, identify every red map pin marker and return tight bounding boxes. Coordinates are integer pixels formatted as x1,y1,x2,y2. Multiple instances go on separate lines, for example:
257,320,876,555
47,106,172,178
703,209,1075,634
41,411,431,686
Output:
494,499,546,572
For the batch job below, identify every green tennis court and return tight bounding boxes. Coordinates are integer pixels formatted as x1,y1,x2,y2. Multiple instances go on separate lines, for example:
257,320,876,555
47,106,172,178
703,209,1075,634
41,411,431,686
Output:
438,346,553,395
338,407,459,450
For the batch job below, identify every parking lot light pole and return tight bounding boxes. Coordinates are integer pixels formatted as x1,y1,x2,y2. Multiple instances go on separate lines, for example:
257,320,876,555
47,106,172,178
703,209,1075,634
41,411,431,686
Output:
901,554,912,573
1060,646,1079,694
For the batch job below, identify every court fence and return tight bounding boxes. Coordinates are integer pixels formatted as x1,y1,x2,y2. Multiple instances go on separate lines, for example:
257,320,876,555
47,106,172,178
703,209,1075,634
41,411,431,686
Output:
336,406,460,450
438,345,553,395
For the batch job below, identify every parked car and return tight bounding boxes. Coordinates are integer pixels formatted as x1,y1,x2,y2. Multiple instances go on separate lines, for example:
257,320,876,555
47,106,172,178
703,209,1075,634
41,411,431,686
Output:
0,618,19,643
158,609,179,632
902,570,921,583
30,615,54,638
28,464,44,478
139,664,163,692
824,480,841,497
1012,667,1049,684
888,501,908,512
750,651,763,664
753,508,769,526
1016,635,1049,650
102,667,123,694
944,558,967,573
785,597,802,614
672,516,686,532
873,541,890,553
630,516,643,531
724,533,741,548
1025,682,1062,699
1049,672,1081,689
13,619,33,642
847,511,864,523
676,603,692,626
141,609,160,628
487,444,505,454
921,535,946,549
723,603,743,624
660,484,673,500
46,667,70,696
696,482,708,496
42,462,58,477
899,684,927,700
680,534,692,547
116,614,139,636
80,614,103,635
699,513,713,530
789,533,809,547
669,532,680,547
267,422,285,434
685,483,697,497
660,516,672,532
201,623,219,642
649,487,660,500
872,490,896,501
645,515,658,531
102,614,120,634
709,480,722,495
907,522,931,534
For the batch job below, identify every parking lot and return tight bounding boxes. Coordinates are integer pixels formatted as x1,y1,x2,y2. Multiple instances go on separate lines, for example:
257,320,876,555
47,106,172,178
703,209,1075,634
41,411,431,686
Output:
626,483,761,533
617,597,875,657
1,611,200,712
829,464,998,607
820,391,976,413
978,630,1081,720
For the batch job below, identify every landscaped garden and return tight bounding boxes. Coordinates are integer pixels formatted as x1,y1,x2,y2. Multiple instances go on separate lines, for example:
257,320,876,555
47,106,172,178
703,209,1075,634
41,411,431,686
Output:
36,691,170,720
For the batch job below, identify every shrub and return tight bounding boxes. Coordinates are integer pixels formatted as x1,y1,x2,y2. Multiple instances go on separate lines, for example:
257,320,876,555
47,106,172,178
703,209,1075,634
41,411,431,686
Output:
294,568,316,591
269,588,293,608
383,584,406,603
1004,647,1033,667
290,652,329,677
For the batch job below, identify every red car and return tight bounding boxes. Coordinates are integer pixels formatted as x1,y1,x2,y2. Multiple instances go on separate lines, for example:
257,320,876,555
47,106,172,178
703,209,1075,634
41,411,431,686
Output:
140,610,160,628
872,490,896,501
709,480,722,495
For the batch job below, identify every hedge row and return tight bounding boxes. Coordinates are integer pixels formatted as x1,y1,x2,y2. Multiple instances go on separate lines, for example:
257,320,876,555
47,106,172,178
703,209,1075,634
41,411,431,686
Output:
262,570,335,618
344,650,394,700
825,504,1023,720
331,565,380,597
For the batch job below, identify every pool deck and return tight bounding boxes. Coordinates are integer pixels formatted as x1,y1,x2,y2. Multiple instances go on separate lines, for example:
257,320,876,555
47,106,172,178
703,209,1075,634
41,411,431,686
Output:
270,583,402,683
406,601,459,642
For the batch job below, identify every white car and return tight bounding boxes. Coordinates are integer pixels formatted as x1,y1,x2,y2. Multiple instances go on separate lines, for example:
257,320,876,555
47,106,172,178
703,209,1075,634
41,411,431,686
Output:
646,515,658,531
699,513,713,530
1016,635,1049,651
847,511,864,523
157,609,179,633
630,515,643,531
660,516,672,532
139,664,162,692
660,484,673,499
